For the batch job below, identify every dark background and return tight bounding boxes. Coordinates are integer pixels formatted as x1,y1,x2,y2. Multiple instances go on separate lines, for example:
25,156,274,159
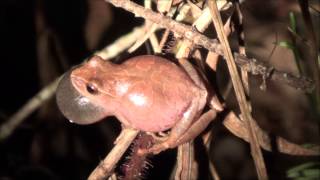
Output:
0,0,319,179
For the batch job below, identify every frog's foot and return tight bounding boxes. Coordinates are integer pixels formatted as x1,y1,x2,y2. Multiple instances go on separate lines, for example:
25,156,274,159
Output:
138,142,170,155
149,142,170,154
147,132,169,142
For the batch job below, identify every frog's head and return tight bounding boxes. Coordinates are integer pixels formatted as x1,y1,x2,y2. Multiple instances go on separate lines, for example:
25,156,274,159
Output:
56,70,107,124
56,56,116,124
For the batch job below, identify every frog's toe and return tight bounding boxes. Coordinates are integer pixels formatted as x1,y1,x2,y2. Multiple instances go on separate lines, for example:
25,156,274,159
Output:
147,142,170,155
147,132,169,142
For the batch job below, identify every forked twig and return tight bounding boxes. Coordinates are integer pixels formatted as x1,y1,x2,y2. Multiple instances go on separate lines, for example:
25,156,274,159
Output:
104,0,314,92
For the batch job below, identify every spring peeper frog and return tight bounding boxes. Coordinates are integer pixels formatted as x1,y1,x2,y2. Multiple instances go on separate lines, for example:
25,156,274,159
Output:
56,55,222,154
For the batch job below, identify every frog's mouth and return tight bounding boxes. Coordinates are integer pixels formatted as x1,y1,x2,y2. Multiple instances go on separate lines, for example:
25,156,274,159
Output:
56,70,106,125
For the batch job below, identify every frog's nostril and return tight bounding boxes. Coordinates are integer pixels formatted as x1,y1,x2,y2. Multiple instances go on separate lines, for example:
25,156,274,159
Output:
56,71,107,125
71,75,85,89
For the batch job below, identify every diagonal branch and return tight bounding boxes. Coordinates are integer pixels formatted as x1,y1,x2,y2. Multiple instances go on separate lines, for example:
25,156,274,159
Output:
224,111,320,156
0,25,147,141
104,0,314,92
1,1,316,164
88,128,139,180
0,78,60,140
207,1,267,179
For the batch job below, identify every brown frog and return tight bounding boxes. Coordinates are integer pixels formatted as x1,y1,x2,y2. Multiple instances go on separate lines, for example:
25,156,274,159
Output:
56,55,222,154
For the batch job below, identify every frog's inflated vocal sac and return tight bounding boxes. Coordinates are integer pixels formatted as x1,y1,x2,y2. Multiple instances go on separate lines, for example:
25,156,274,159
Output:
56,55,222,153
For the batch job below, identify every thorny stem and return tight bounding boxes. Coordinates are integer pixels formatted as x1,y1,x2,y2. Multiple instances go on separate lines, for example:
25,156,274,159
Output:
122,133,154,180
105,0,224,54
105,0,314,92
88,129,139,180
0,3,317,177
0,1,315,143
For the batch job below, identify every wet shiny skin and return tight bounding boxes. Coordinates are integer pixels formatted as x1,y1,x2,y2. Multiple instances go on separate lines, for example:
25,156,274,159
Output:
57,55,198,132
56,55,222,153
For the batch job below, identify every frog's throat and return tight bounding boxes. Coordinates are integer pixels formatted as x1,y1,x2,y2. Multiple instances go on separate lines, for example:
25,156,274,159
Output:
56,70,107,125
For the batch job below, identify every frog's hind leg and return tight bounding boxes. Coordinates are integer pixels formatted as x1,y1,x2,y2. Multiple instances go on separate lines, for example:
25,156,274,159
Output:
142,59,221,155
143,108,217,155
142,99,200,154
176,109,217,145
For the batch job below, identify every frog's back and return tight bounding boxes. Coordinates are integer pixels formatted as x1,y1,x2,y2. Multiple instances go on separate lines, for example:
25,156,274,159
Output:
118,55,198,132
123,55,195,84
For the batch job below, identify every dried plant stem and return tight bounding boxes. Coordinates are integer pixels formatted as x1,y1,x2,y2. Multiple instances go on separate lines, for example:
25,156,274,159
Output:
234,54,314,92
0,78,60,140
203,130,221,180
157,29,170,53
204,17,232,180
224,111,320,156
173,2,230,179
0,24,147,141
175,142,197,180
95,25,147,59
105,0,223,55
172,5,213,180
105,0,313,92
128,23,158,53
209,161,220,180
207,1,268,179
171,3,230,179
88,129,139,180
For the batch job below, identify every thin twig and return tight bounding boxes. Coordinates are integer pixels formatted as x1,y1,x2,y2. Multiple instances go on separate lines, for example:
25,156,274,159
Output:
88,129,139,180
175,142,197,180
204,16,232,180
203,130,221,180
209,161,220,180
173,3,230,179
128,23,158,53
172,2,232,179
0,24,147,141
297,0,320,98
105,0,224,54
234,53,314,92
207,1,268,179
104,0,314,92
172,4,219,180
157,29,170,53
128,1,186,54
223,111,320,156
95,25,147,59
0,78,60,140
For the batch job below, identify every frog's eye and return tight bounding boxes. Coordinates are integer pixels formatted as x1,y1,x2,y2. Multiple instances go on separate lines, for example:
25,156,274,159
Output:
86,83,99,95
56,71,107,125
